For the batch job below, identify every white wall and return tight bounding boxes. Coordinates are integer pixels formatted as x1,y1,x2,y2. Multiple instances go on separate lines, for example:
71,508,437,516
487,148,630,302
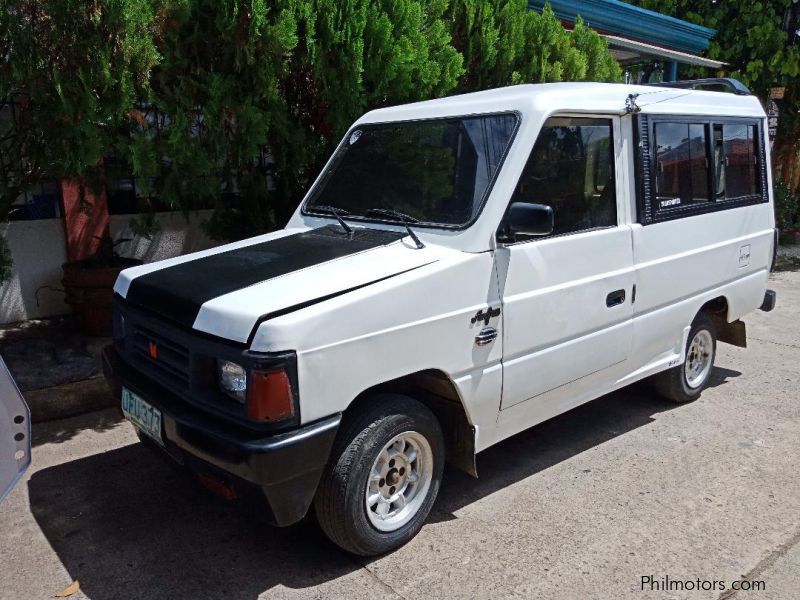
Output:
1,210,219,325
0,219,70,324
109,210,217,263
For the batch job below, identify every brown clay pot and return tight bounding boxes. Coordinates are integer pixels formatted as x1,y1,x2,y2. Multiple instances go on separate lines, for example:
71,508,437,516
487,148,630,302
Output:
62,257,142,337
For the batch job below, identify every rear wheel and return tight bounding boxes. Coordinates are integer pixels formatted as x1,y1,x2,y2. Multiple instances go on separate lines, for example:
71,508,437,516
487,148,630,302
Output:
314,394,444,556
654,313,717,403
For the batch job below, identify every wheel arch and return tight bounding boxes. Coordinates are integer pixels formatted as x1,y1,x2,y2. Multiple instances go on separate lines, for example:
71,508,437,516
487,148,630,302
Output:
345,369,478,478
698,295,730,321
697,295,746,348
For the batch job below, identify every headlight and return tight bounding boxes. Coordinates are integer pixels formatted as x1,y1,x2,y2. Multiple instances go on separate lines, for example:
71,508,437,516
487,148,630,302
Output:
217,360,247,402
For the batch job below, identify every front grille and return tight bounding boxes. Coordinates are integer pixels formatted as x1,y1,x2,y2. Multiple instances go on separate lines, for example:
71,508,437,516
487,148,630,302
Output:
115,298,247,418
130,324,191,388
114,296,299,431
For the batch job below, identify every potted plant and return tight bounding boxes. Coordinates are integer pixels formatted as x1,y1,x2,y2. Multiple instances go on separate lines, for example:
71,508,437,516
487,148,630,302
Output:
62,234,141,337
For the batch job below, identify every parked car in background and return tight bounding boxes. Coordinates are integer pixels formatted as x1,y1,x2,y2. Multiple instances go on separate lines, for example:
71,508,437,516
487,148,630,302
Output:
1,354,31,503
104,79,777,555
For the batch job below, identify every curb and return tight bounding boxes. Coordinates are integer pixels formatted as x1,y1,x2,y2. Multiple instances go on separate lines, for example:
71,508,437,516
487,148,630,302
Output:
26,376,117,424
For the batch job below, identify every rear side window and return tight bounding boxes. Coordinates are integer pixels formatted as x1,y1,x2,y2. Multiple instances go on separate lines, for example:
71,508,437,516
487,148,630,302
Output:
714,123,759,199
655,123,709,207
511,117,616,237
636,115,766,224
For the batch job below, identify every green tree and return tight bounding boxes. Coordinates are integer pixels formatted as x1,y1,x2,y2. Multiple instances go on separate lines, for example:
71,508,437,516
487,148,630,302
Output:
449,1,621,92
132,0,465,239
632,0,800,185
1,0,623,276
0,0,160,216
0,0,160,278
266,0,464,230
123,0,300,238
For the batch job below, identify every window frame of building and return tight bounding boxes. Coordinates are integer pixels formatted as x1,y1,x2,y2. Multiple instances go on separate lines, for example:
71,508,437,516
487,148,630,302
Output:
635,114,768,225
6,180,63,221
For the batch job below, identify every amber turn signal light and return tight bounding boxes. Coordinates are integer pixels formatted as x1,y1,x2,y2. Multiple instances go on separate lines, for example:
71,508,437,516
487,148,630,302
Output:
247,368,295,422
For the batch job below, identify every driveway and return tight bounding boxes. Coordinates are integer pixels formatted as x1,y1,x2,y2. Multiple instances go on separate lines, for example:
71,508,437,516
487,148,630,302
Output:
1,270,799,600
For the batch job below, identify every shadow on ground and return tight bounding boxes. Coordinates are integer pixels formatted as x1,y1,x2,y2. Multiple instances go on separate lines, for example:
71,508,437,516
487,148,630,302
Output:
0,316,108,392
31,408,126,447
774,255,800,272
28,367,740,600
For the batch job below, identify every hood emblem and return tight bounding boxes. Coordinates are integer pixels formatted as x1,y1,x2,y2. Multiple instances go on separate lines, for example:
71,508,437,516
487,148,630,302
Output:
148,341,158,360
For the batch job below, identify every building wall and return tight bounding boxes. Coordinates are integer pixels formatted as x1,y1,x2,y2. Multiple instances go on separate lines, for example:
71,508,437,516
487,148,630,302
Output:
0,210,218,325
108,210,217,263
0,219,71,324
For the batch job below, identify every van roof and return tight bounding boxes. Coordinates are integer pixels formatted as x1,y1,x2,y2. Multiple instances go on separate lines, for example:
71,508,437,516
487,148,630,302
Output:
357,82,766,125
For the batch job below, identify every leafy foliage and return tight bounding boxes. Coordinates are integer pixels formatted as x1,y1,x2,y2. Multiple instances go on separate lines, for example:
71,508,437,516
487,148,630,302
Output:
1,0,621,259
775,178,800,233
450,2,621,91
636,0,799,97
125,0,300,237
632,0,800,186
0,0,160,217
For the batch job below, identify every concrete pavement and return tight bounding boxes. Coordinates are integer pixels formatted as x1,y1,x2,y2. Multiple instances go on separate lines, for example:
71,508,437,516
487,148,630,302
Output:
1,269,798,600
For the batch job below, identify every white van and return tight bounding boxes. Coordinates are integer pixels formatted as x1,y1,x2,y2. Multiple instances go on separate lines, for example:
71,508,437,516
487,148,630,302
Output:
103,79,777,555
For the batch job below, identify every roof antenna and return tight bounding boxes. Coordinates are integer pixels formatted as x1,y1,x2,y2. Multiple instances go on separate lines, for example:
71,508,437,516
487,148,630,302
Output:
625,93,641,114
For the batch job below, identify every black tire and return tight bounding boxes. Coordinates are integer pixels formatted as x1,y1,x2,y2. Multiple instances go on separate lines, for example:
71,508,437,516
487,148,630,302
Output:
654,312,717,403
314,394,444,556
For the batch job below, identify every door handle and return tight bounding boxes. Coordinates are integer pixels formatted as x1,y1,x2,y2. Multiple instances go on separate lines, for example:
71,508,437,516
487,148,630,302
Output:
475,327,498,346
606,289,626,307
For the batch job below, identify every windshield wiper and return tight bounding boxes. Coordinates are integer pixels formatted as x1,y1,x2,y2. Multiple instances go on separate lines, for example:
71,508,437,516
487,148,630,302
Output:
308,204,352,235
365,208,425,249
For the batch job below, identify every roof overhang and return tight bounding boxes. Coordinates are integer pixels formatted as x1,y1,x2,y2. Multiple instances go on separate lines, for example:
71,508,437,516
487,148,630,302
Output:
602,35,725,68
528,0,715,54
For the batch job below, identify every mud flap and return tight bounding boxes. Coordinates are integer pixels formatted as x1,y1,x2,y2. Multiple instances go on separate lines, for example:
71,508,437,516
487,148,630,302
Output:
0,354,31,502
712,317,747,348
423,393,478,478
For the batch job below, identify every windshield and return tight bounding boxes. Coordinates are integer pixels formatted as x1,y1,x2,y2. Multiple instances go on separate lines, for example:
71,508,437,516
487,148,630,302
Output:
305,114,518,227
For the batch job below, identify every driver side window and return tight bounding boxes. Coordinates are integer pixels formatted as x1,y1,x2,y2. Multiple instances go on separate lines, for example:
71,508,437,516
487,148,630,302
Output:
511,117,616,237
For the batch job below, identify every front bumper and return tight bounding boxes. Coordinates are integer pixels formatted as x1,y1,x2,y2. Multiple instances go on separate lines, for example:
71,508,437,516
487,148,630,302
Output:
102,345,340,526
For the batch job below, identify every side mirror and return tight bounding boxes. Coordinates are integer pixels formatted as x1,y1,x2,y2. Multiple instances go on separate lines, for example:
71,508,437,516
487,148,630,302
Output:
507,202,554,237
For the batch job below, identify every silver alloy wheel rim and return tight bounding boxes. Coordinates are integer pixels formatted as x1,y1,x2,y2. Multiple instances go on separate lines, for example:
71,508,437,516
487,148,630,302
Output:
365,431,433,532
685,329,713,389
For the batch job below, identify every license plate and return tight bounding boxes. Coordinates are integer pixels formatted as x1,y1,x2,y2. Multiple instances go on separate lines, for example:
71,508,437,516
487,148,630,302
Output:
121,387,163,446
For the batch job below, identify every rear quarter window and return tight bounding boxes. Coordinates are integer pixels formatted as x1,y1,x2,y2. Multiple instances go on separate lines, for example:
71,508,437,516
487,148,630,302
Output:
636,114,767,224
715,123,759,200
655,122,710,208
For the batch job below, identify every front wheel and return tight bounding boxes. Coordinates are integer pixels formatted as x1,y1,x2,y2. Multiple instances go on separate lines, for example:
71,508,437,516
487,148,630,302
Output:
314,394,444,556
654,313,717,403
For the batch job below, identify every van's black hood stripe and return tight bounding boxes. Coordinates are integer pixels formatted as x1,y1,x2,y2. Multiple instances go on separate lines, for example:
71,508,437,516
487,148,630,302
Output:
125,226,406,327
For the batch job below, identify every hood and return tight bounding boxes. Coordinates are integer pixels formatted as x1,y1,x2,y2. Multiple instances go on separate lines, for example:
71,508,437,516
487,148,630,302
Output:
116,225,442,343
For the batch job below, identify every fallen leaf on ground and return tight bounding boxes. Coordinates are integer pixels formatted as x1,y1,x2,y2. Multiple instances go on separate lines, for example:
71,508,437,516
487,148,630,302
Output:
55,580,80,597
